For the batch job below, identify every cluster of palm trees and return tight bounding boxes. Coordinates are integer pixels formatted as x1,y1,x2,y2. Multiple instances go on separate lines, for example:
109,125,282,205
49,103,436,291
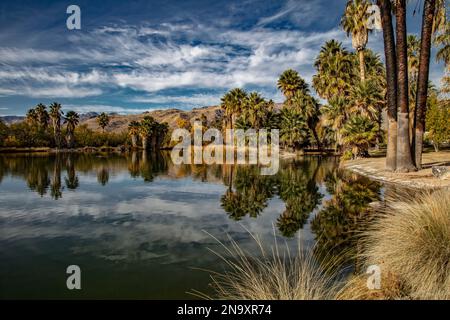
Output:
128,116,169,150
220,88,275,131
26,103,80,148
216,0,447,168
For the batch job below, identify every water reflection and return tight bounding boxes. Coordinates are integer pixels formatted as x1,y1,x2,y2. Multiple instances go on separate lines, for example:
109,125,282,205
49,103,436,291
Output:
0,152,383,298
311,169,381,264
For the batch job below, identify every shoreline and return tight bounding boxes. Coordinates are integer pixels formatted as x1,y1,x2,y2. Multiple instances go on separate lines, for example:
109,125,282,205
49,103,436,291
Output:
342,151,450,189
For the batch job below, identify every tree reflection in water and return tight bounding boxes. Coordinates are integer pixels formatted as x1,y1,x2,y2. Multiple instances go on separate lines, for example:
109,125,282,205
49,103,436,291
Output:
0,153,381,249
311,169,381,266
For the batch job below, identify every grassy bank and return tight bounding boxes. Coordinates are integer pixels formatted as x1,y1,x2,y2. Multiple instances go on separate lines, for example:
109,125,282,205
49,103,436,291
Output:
203,189,450,300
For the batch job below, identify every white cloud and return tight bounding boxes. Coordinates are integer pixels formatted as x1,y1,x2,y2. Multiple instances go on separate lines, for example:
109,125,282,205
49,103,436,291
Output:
63,104,151,114
25,86,103,98
131,93,221,106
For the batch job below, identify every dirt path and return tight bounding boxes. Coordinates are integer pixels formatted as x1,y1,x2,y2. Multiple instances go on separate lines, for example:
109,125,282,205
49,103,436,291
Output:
342,151,450,189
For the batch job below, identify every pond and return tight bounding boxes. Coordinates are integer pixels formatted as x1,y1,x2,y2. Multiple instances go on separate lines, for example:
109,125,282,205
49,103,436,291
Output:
0,152,382,299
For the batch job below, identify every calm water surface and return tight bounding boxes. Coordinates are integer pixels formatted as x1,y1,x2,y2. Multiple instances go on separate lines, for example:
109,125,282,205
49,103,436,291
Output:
0,152,382,299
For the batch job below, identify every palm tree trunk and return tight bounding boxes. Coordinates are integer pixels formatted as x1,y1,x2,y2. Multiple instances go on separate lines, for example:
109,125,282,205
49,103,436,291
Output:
309,122,322,150
142,136,148,150
395,0,416,172
131,134,138,148
413,0,436,170
358,49,366,82
378,0,397,171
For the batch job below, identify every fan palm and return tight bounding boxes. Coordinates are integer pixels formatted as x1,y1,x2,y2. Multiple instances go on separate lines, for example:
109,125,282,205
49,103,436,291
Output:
49,102,63,148
279,108,309,151
139,116,156,150
64,111,79,148
341,115,377,158
35,103,49,130
26,108,38,125
277,69,308,102
341,0,371,81
313,41,354,99
97,112,110,132
128,121,140,148
290,90,322,149
220,88,247,129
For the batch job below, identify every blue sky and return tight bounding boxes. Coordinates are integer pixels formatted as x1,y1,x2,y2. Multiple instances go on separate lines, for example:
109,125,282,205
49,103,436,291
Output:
0,0,445,116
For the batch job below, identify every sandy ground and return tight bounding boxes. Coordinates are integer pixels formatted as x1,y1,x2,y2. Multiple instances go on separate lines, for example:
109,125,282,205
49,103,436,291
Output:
342,151,450,189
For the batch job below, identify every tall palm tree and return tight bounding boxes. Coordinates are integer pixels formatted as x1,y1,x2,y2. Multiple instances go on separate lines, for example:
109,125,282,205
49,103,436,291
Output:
414,0,437,169
395,0,416,172
277,69,308,102
341,0,371,82
64,111,80,148
35,103,49,130
377,0,398,171
49,102,63,148
128,121,140,149
97,112,110,133
220,88,247,129
407,35,421,146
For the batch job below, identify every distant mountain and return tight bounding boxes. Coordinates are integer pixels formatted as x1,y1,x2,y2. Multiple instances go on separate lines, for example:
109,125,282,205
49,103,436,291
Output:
0,106,223,132
0,115,25,124
1,104,284,132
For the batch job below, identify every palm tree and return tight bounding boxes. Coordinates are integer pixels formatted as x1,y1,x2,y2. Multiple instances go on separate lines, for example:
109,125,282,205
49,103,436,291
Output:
242,92,272,129
434,21,450,66
64,111,80,148
279,108,309,151
313,41,354,99
407,35,421,82
407,35,421,145
128,121,140,149
154,122,169,149
35,103,49,130
413,0,437,169
97,112,110,132
341,0,371,82
139,116,156,150
377,0,397,171
49,102,63,148
341,115,377,158
220,88,247,130
321,96,348,149
26,108,38,126
395,0,416,172
290,90,322,149
277,69,308,102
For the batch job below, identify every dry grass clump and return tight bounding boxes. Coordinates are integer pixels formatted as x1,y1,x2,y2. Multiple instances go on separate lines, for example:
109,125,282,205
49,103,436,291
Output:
337,270,408,300
194,231,345,300
361,189,450,299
